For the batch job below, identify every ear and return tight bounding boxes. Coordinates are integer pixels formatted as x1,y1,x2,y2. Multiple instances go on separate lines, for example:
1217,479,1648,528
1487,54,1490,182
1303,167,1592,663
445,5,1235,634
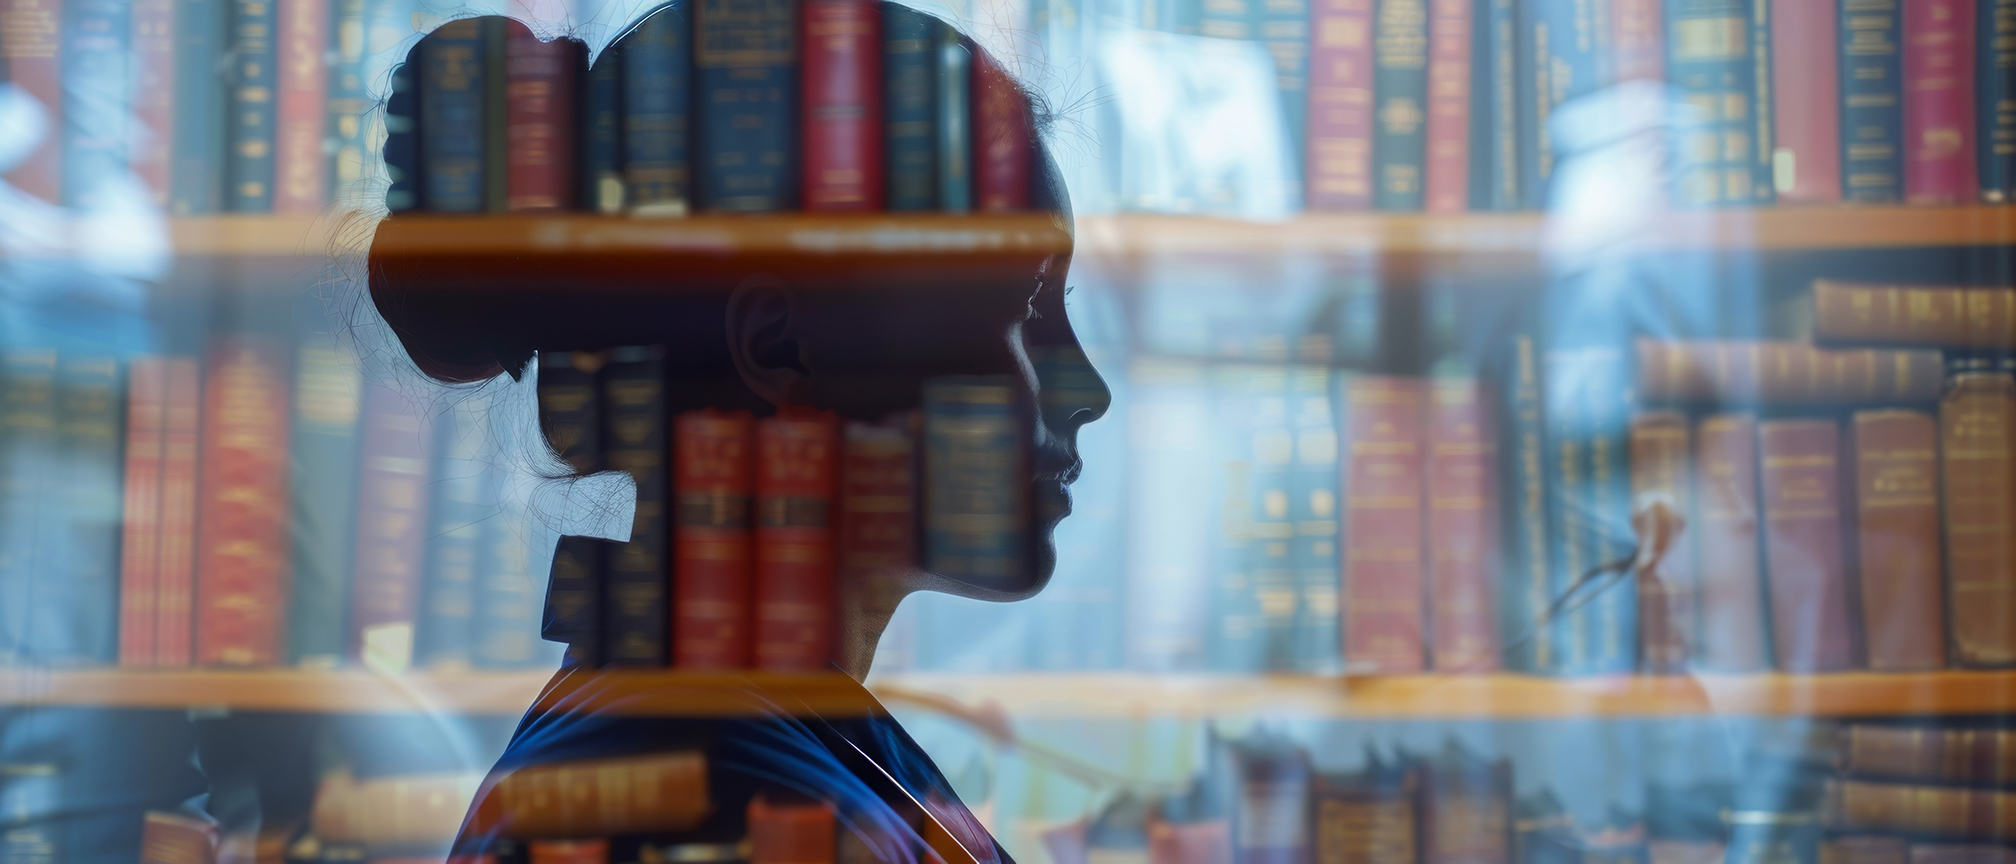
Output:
725,279,814,407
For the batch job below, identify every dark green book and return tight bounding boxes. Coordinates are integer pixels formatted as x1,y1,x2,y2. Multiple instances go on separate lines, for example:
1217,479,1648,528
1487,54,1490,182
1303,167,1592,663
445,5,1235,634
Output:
622,5,693,215
884,5,939,211
696,0,797,212
52,355,121,665
1370,0,1429,210
419,18,486,212
937,28,972,211
170,0,228,214
1665,0,1762,205
600,346,669,667
482,17,508,212
286,341,363,668
225,0,277,211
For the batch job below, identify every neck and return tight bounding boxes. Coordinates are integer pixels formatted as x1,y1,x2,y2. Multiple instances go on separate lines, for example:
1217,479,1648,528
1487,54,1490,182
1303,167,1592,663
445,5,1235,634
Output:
836,568,914,680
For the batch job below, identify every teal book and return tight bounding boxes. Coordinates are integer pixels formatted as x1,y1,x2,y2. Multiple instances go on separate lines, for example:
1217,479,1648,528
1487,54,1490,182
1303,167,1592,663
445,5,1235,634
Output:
884,6,939,211
61,0,128,210
286,342,364,668
1245,362,1299,671
923,376,1027,585
419,18,486,212
1370,0,1429,210
1539,346,1637,675
326,0,369,198
1515,0,1606,208
1208,362,1264,672
1665,0,1764,205
0,351,57,665
1260,0,1312,205
623,5,692,215
170,0,228,215
581,43,624,212
937,29,972,212
419,399,491,668
225,0,277,211
1289,365,1341,671
1469,0,1518,209
49,356,122,665
695,0,797,212
1496,334,1553,673
1840,0,1902,201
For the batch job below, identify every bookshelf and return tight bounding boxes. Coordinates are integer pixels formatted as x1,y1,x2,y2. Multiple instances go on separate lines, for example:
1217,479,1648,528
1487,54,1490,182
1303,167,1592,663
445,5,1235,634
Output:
4,668,2011,719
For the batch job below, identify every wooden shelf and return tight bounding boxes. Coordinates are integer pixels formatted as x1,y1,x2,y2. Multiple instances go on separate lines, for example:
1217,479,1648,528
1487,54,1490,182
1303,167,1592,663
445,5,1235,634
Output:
3,668,2011,719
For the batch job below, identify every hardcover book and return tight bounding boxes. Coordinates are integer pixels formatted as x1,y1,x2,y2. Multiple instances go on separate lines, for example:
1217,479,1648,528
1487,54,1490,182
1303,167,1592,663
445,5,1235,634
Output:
1772,0,1842,201
975,50,1032,211
1757,419,1857,672
696,0,799,211
348,384,434,673
1665,0,1763,205
1370,0,1430,210
170,0,228,214
419,18,487,212
287,342,364,668
937,28,972,211
581,41,624,212
0,0,63,202
1848,409,1946,671
1427,378,1499,671
195,339,292,667
1841,0,1905,201
225,0,278,211
754,408,841,670
1339,375,1426,673
156,358,202,666
1628,410,1696,673
130,0,175,205
622,5,691,215
119,357,168,667
275,0,328,211
1291,365,1340,672
418,398,491,668
603,346,670,667
884,5,939,210
674,408,756,668
803,0,883,210
1635,340,1944,405
923,376,1029,586
1902,0,1977,202
1812,280,2016,350
1307,0,1375,209
1940,366,2016,666
1423,0,1470,212
504,21,581,211
1693,412,1771,671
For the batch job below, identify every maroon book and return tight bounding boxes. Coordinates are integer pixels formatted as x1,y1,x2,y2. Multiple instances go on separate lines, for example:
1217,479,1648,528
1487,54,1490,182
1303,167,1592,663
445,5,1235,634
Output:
1849,410,1946,671
1423,0,1470,213
130,0,175,206
754,407,841,671
1425,378,1498,671
505,20,579,211
974,49,1031,212
1940,371,2016,667
1341,376,1427,673
1772,0,1842,202
1758,419,1858,672
1693,413,1769,671
1903,0,1977,203
0,0,62,203
675,408,757,669
348,384,434,672
801,0,882,211
119,356,167,667
194,339,292,667
1612,0,1663,82
1307,0,1375,209
156,357,201,667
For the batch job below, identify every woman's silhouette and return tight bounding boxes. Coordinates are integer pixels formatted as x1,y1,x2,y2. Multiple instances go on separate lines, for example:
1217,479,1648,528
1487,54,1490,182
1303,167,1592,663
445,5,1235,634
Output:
365,5,1109,862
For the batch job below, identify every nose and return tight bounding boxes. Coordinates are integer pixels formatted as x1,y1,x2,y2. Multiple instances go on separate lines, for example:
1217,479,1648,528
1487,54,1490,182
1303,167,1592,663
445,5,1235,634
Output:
1035,344,1111,433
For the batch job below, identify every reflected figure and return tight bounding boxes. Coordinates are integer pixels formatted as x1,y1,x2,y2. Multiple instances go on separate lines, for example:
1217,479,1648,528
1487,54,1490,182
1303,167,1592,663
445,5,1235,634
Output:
364,6,1109,862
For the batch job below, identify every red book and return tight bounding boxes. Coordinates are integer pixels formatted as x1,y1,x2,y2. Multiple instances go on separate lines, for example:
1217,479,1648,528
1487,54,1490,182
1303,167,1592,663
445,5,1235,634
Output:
156,357,201,666
1340,376,1426,673
1941,371,2016,666
1757,419,1857,672
748,794,838,864
274,0,328,213
505,20,580,211
674,408,756,669
1307,0,1375,210
529,840,609,864
1423,0,1470,213
1612,0,1663,82
754,407,841,671
119,357,168,667
0,0,62,203
802,0,883,211
1903,0,1977,203
348,384,433,672
1425,378,1498,671
1628,411,1696,673
1693,413,1768,671
140,811,218,864
1771,0,1842,202
1849,410,1946,671
1149,821,1232,864
130,0,176,205
838,417,916,669
974,50,1031,212
194,339,292,667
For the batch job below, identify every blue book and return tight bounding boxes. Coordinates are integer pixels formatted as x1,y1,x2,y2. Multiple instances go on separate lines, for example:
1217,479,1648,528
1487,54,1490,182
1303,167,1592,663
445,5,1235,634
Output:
1245,361,1299,671
0,351,57,665
419,18,487,212
1840,0,1902,201
1260,0,1311,207
1514,0,1605,208
1289,365,1340,672
225,0,277,211
1983,0,2016,199
581,39,624,212
1370,0,1428,211
170,0,228,214
1208,362,1265,672
287,341,364,668
419,398,489,668
476,476,547,669
695,0,798,212
884,6,940,211
1539,346,1636,675
937,29,972,212
920,375,1030,673
623,4,692,215
48,356,121,666
1468,0,1519,209
60,0,127,210
326,0,369,199
1665,0,1763,206
599,346,668,667
1496,334,1554,673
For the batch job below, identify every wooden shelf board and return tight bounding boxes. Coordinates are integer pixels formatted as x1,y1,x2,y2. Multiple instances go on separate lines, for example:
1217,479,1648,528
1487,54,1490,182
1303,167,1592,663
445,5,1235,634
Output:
3,668,2011,718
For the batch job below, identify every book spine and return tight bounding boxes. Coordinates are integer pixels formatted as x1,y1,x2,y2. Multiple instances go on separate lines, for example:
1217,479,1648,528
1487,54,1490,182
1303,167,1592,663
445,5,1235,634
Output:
419,18,486,212
131,0,176,205
156,358,201,666
1423,759,1512,864
1206,365,1261,673
883,6,938,211
483,17,507,212
1941,370,2016,666
537,351,604,660
545,536,607,666
275,0,327,212
0,0,62,202
1822,837,1909,864
195,339,292,667
1265,0,1314,207
1666,0,1760,205
602,348,670,667
755,409,841,670
119,358,166,667
418,401,488,668
1982,0,2016,199
1307,0,1376,209
1772,0,1843,201
1340,376,1427,673
1371,0,1430,211
1751,0,1778,204
325,0,367,199
225,0,278,211
1424,0,1470,212
1614,0,1665,81
0,352,54,667
581,41,624,213
1312,779,1422,864
1693,412,1770,670
697,0,799,212
1290,367,1342,673
465,751,710,838
168,0,226,214
1635,340,1946,405
347,384,432,672
1498,336,1553,672
1903,0,1978,202
839,419,918,666
1824,779,2016,841
1758,418,1858,672
1628,410,1697,674
623,6,692,215
1427,378,1500,671
1237,752,1313,864
474,487,542,667
505,21,579,211
937,29,972,211
923,376,1030,584
382,54,420,212
803,0,883,210
974,49,1031,211
1245,364,1299,670
1518,0,1606,209
1850,409,1946,671
1812,280,2016,350
287,342,363,668
675,408,756,668
1468,0,1518,209
748,795,839,864
1842,725,2016,785
51,356,122,665
59,0,127,210
1843,0,1907,201
1546,348,1637,676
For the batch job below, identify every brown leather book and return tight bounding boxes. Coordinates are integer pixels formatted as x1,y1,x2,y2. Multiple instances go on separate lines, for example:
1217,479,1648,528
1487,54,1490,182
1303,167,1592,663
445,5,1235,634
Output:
1849,410,1947,670
1825,778,2016,841
1821,837,1907,864
1759,419,1859,672
1313,766,1420,864
1839,725,2016,787
140,812,218,864
1629,411,1697,673
464,751,710,839
1692,414,1771,671
311,772,482,849
1910,846,2016,864
1636,340,1943,406
1941,370,2016,666
749,793,838,864
1813,280,2016,350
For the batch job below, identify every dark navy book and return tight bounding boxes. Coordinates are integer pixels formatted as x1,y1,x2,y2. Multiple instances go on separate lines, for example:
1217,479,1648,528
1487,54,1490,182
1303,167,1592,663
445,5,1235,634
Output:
419,17,487,212
1983,0,2015,199
695,0,799,212
884,4,939,211
286,340,364,668
170,0,228,214
1514,0,1603,208
1666,0,1764,205
225,0,277,211
581,41,624,212
624,4,693,215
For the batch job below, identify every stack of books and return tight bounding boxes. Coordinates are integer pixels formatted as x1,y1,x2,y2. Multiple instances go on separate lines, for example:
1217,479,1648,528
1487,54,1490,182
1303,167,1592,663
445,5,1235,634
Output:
1824,723,2016,864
